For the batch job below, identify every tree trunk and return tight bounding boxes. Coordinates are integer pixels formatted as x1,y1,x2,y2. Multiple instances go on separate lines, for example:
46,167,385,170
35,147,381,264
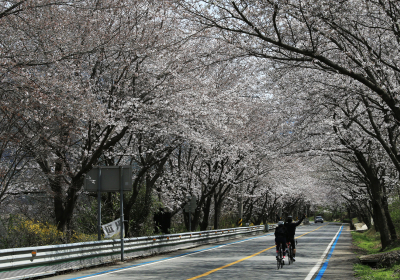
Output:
199,196,212,231
383,197,397,241
192,208,201,232
213,195,222,229
123,150,172,236
368,177,392,249
371,199,392,249
353,150,392,249
382,188,397,240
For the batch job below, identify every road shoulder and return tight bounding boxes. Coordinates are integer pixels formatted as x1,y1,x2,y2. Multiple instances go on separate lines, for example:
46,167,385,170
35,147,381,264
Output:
316,224,359,280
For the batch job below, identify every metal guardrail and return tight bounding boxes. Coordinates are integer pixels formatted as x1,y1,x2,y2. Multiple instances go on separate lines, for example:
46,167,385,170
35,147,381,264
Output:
0,225,273,280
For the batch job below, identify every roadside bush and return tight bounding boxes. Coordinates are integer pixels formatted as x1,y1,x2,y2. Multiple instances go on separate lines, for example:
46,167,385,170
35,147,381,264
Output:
169,216,188,234
218,213,238,229
70,231,98,243
0,215,65,248
0,215,98,249
71,195,99,236
128,190,163,237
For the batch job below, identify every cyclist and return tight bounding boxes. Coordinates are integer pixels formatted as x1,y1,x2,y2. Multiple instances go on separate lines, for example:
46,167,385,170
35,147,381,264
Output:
285,214,305,261
274,221,287,264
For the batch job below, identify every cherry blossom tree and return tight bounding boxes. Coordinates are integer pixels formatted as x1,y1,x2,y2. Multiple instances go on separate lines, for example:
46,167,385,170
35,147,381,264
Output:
173,0,400,246
4,0,396,242
0,0,191,233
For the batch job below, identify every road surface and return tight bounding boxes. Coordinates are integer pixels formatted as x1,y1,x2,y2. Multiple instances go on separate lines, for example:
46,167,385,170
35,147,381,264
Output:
44,223,357,280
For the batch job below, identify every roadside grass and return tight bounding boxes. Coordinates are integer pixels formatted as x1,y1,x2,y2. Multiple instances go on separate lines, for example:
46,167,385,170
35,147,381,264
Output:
352,198,400,279
352,228,400,279
354,263,400,279
352,229,381,254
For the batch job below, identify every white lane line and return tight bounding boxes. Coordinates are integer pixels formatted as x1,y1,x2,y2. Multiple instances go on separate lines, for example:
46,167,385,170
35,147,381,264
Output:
304,224,343,280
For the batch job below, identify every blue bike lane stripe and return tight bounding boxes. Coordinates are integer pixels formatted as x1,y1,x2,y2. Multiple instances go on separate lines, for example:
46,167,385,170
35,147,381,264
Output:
67,232,274,280
314,225,344,280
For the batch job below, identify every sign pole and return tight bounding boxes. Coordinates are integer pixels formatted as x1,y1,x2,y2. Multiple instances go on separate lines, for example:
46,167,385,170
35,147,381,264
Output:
85,166,132,244
97,167,102,241
120,166,124,262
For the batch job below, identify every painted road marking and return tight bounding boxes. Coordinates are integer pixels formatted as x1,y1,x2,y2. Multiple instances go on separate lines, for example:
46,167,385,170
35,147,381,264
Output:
314,225,344,279
187,224,329,280
186,245,276,280
304,224,343,280
66,232,274,280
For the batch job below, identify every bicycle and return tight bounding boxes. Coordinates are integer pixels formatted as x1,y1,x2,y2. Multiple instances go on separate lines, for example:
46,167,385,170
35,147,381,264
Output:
276,243,284,269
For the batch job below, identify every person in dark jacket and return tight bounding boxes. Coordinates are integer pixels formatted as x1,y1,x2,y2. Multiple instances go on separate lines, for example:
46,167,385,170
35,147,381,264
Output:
285,214,305,261
274,221,287,264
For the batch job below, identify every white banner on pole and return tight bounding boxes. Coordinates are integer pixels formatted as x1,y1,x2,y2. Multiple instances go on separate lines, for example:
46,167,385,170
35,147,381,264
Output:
102,219,125,239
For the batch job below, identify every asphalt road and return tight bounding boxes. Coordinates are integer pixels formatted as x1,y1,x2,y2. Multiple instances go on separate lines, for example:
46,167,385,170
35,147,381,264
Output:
45,223,356,280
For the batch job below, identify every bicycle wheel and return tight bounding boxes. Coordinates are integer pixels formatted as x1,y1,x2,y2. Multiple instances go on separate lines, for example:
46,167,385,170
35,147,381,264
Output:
288,245,292,265
276,246,283,269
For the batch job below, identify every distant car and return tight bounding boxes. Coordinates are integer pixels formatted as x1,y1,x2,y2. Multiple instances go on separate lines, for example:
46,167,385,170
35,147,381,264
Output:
315,216,324,223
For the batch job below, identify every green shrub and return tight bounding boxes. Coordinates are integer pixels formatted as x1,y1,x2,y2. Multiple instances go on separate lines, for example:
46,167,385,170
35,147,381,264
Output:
218,213,238,229
0,215,64,248
0,215,98,249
